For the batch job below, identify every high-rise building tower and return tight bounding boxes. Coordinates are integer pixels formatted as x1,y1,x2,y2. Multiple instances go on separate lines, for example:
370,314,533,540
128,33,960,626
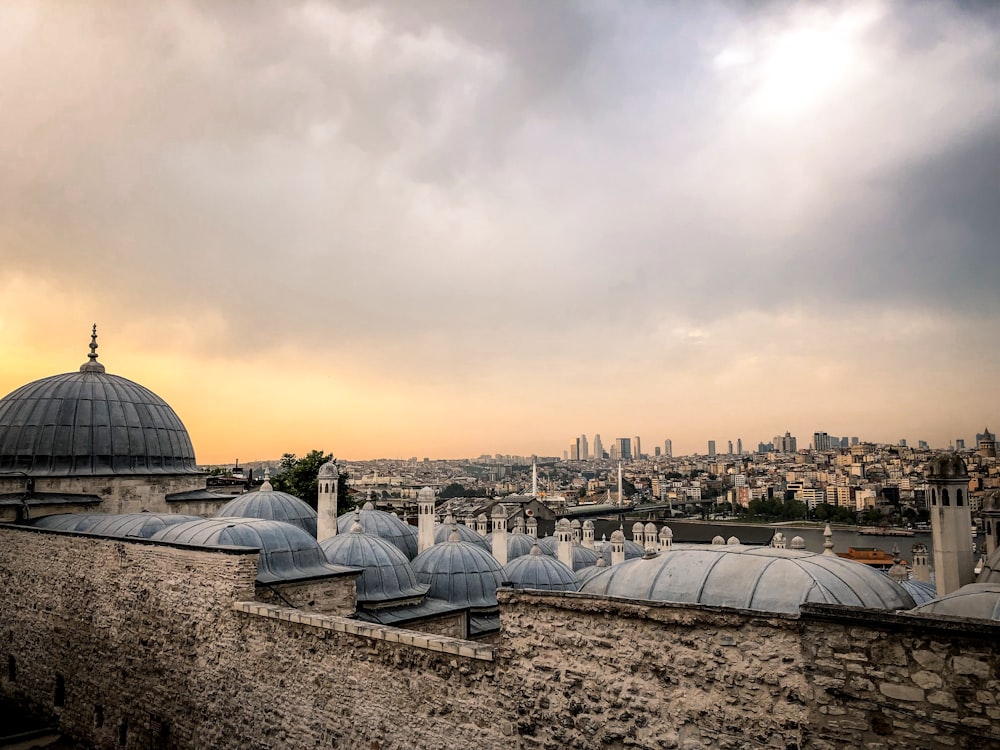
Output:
664,439,672,458
580,434,589,461
727,440,733,455
928,454,975,596
813,432,831,451
615,438,632,461
978,427,996,459
569,439,580,461
707,440,716,457
632,436,641,460
593,434,604,461
736,438,742,455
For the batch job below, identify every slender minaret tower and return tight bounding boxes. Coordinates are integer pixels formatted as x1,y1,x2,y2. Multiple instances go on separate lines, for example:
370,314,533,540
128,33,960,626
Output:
980,490,1000,558
582,520,595,549
644,522,658,553
491,504,508,566
570,519,581,545
610,528,626,566
556,519,573,570
617,462,624,506
911,543,931,583
316,457,340,540
928,454,975,596
532,459,538,497
417,487,436,553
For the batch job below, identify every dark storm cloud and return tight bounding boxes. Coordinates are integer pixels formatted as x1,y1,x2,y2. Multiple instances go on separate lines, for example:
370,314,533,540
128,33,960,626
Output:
0,0,997,371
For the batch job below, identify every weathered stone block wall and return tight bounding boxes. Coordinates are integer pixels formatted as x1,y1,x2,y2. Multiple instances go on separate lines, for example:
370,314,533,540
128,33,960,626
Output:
255,575,358,615
3,525,1000,750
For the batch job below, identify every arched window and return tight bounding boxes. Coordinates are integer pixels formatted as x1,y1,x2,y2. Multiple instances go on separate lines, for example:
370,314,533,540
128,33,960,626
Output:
54,675,65,707
956,490,964,506
931,489,937,506
942,489,950,507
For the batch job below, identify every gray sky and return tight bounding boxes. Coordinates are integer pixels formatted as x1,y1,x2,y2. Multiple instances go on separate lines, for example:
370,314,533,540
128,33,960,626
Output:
0,1,997,460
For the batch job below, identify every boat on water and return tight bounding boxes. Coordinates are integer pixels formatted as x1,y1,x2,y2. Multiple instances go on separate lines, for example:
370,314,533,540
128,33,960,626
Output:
858,526,915,537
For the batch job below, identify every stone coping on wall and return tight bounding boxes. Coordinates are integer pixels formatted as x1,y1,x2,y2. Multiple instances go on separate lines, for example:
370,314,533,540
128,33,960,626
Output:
801,601,1000,637
233,600,495,662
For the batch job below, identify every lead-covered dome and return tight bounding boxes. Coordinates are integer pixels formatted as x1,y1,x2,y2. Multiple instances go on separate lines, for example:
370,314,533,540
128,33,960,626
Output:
411,537,504,608
151,517,354,584
336,502,417,559
216,482,318,536
0,330,199,476
320,518,429,605
927,454,968,479
580,545,916,614
910,583,1000,621
502,544,579,592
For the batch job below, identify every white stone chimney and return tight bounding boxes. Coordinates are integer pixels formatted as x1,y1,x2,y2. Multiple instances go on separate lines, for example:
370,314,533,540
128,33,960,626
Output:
491,504,508,566
316,457,339,541
417,487,436,553
556,518,574,570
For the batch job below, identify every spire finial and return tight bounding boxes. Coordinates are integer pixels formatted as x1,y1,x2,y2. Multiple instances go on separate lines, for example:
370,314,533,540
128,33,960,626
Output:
79,324,106,373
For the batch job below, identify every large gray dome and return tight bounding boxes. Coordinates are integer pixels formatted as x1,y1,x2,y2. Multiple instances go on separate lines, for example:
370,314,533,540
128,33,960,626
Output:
580,545,917,614
433,520,489,552
320,522,429,605
151,518,354,584
0,341,199,476
217,484,318,536
336,502,417,559
411,539,504,608
502,546,579,592
484,531,535,560
910,583,1000,621
32,512,200,538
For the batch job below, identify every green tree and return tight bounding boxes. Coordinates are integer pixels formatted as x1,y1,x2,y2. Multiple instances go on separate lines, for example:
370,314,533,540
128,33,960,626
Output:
272,450,353,512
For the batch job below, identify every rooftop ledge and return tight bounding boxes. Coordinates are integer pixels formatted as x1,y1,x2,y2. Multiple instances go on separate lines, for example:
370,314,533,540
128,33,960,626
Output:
233,601,495,662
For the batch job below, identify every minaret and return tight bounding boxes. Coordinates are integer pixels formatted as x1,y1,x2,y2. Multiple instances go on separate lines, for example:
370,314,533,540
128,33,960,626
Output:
911,543,930,583
417,487,436,553
617,462,624,505
610,528,626,566
531,459,538,497
928,454,975,596
570,519,581,545
316,457,340,540
582,520,595,550
556,519,573,570
491,504,508,566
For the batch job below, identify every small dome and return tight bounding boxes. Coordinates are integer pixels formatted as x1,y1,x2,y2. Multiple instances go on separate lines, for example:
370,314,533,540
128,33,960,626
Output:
570,519,581,529
982,490,1000,513
318,459,339,478
32,513,113,533
610,529,626,545
580,545,916,615
727,536,741,546
910,583,1000,620
216,484,318,536
537,535,558,555
484,531,535,560
644,522,657,534
417,487,435,502
790,536,806,550
151,518,352,584
712,535,726,545
336,505,418,559
542,543,600,571
434,521,489,552
503,545,579,591
320,523,429,604
928,453,968,479
410,539,504,608
659,526,673,540
631,522,644,534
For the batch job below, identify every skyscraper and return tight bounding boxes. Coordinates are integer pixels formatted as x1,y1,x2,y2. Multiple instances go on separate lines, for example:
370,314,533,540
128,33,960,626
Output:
632,436,641,460
736,438,742,455
580,434,589,461
569,439,580,461
615,438,632,461
708,440,716,457
727,440,733,455
664,439,672,458
593,434,604,460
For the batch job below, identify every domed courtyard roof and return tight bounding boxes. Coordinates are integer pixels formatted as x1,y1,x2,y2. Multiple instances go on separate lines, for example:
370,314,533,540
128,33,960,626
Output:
580,545,916,614
433,517,489,552
0,329,199,477
502,544,579,592
151,517,354,584
320,516,429,604
336,502,417,559
411,535,504,609
216,481,318,536
910,583,1000,621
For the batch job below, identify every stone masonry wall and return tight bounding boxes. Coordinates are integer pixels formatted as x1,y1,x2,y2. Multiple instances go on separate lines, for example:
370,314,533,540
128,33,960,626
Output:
2,525,1000,750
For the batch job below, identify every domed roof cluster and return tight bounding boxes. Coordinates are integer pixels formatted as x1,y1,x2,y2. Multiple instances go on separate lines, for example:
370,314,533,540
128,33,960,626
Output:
320,514,428,604
580,545,917,614
0,328,199,477
337,502,417,559
433,515,489,552
927,454,968,479
485,530,535,560
216,481,318,536
151,517,355,584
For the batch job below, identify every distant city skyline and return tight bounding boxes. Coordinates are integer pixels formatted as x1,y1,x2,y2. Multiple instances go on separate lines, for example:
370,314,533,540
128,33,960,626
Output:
0,2,997,463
